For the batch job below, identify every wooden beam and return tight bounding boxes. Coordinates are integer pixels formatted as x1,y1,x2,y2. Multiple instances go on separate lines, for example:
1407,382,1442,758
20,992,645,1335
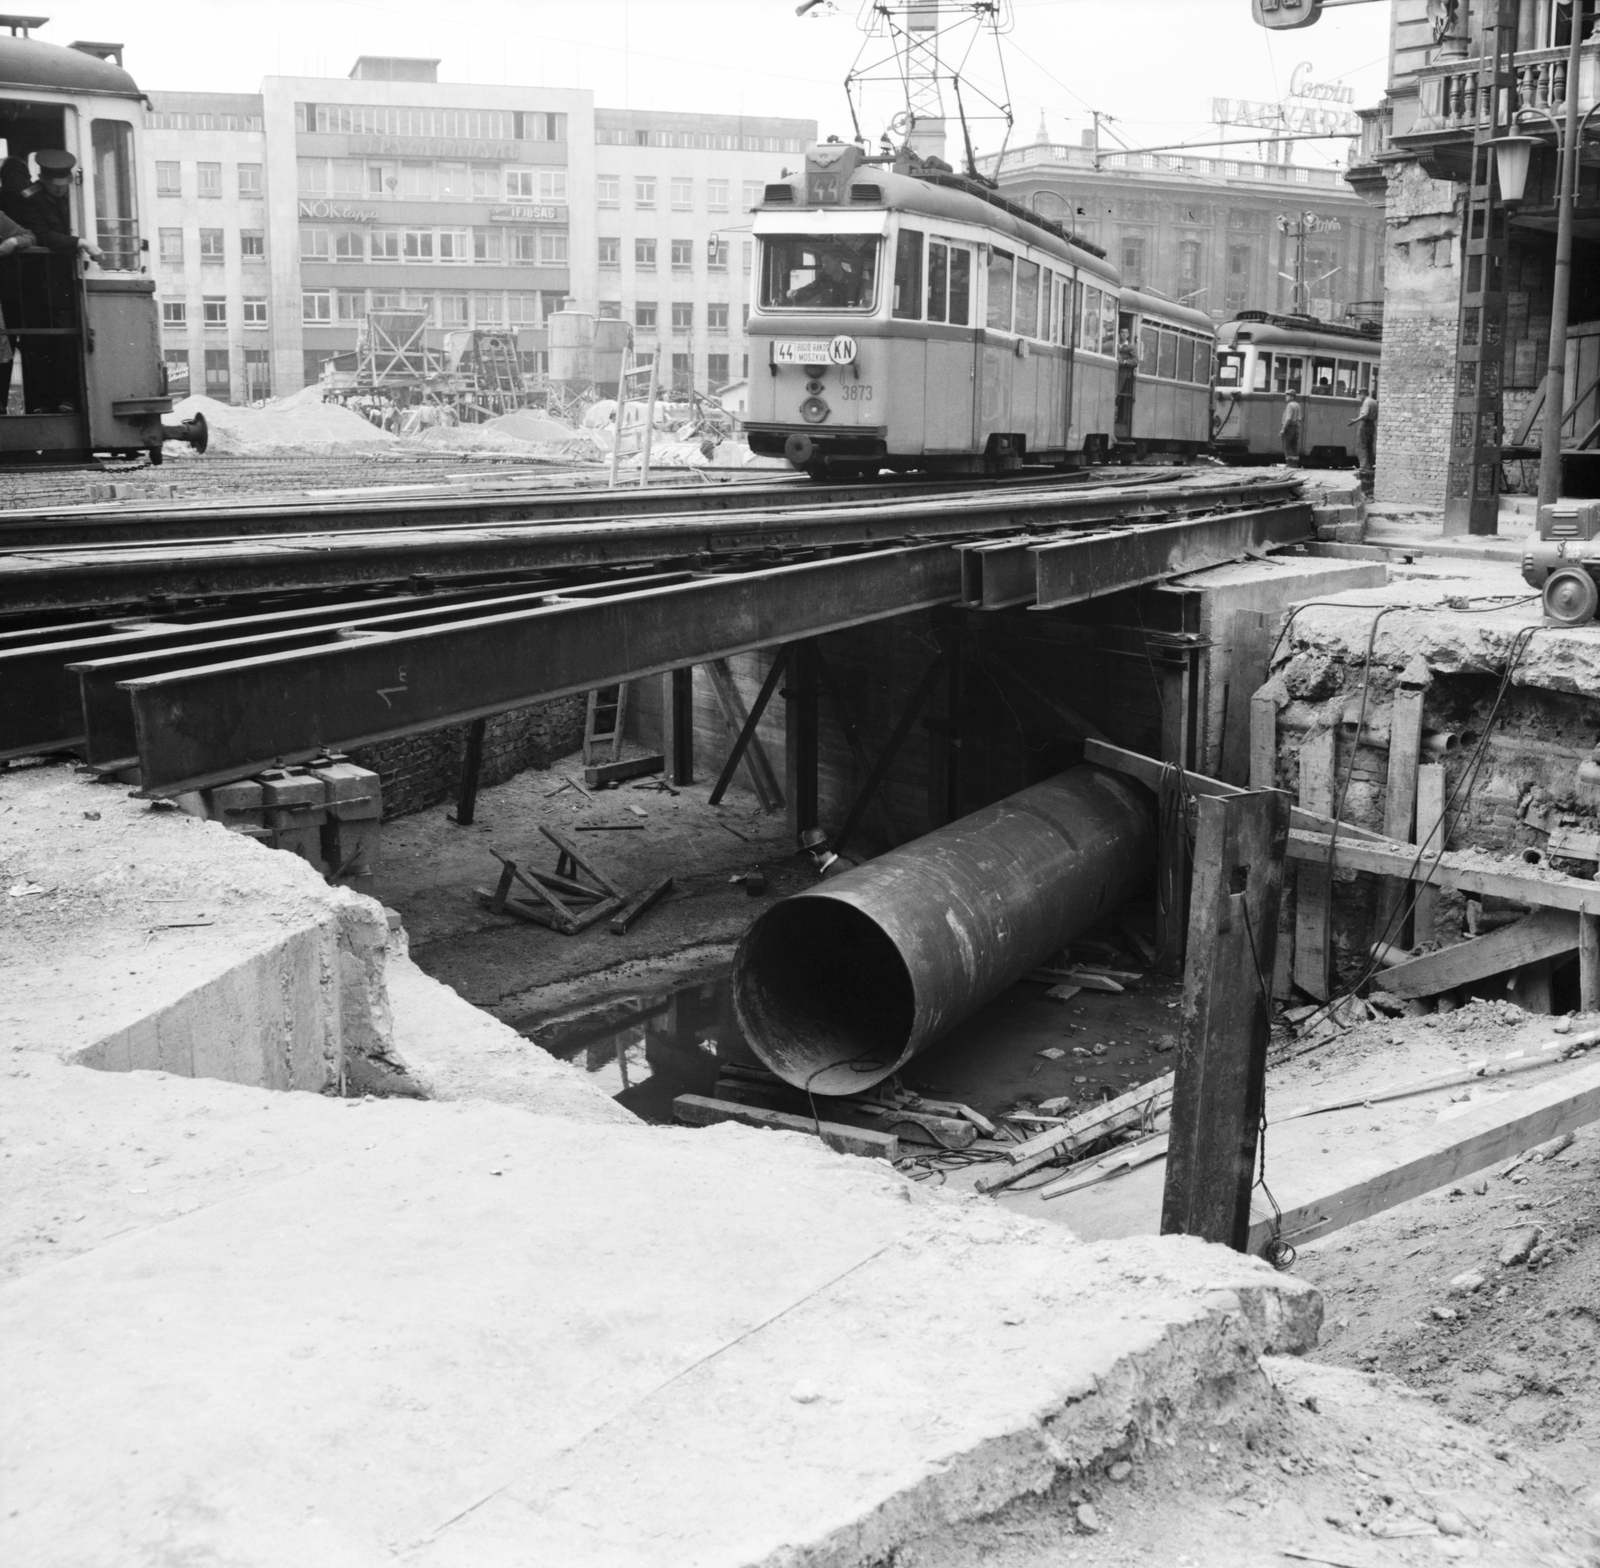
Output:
451,715,487,827
1414,762,1446,945
538,825,625,897
1376,659,1428,942
1293,727,1336,1002
1377,910,1579,999
663,666,694,786
671,1094,899,1160
1248,682,1280,791
706,654,785,811
1220,610,1277,785
610,875,673,936
1162,789,1289,1250
1582,913,1600,1012
1247,1057,1600,1254
582,753,664,788
1288,830,1600,915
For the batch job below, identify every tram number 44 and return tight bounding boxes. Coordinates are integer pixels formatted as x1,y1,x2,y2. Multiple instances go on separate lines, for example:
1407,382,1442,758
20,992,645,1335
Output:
773,335,858,366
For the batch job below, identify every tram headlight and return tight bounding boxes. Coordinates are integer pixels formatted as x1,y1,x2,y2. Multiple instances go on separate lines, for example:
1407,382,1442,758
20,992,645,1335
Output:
800,396,830,424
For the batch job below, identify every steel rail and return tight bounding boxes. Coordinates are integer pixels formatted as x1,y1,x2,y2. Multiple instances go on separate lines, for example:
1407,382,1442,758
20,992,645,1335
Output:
0,473,1303,613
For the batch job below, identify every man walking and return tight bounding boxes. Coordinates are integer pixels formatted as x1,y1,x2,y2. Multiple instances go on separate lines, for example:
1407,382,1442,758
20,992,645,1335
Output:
1349,390,1378,478
1281,391,1303,468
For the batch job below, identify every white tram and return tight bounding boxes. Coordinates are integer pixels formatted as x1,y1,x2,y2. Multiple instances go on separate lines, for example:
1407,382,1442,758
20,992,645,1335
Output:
1211,312,1381,467
743,141,1214,478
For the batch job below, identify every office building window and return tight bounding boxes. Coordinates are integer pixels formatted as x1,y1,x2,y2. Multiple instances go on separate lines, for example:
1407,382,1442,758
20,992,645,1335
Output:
403,290,434,322
742,181,763,210
297,158,327,196
302,291,332,322
707,302,728,332
404,230,435,260
511,230,538,262
300,228,330,261
334,228,365,262
240,229,265,259
472,292,503,326
438,230,471,263
1121,235,1145,287
635,176,656,208
670,352,692,392
202,296,227,326
243,297,268,326
156,161,181,197
540,171,566,201
742,303,750,327
439,293,469,327
707,237,728,271
332,158,365,196
671,302,693,332
370,229,400,262
635,238,656,268
198,229,224,261
243,348,271,400
158,227,183,266
539,230,568,265
508,291,540,324
598,175,619,206
197,161,222,199
163,347,189,395
1178,239,1202,300
204,347,231,400
707,179,728,211
707,352,729,385
598,300,621,318
671,178,693,210
598,236,620,266
742,239,753,272
1226,244,1251,310
635,301,657,330
238,163,263,198
670,238,693,269
161,298,186,326
399,162,435,199
505,168,536,199
473,228,503,263
336,289,367,321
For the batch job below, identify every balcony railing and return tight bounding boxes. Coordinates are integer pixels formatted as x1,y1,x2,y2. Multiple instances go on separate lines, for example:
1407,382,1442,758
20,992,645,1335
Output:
1413,43,1600,135
979,141,1347,188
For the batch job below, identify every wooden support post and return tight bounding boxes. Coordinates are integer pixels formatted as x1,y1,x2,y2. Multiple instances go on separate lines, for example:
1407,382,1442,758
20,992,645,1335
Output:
1582,913,1600,1014
1161,788,1290,1251
1248,677,1285,791
451,716,487,827
1152,638,1199,978
663,666,694,787
706,655,785,811
784,639,820,845
1376,657,1429,944
1220,610,1277,785
1414,762,1447,948
1293,726,1336,1001
1518,957,1555,1015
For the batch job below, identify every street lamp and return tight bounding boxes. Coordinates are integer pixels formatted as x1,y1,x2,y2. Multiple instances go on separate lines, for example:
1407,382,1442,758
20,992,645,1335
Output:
1485,133,1537,204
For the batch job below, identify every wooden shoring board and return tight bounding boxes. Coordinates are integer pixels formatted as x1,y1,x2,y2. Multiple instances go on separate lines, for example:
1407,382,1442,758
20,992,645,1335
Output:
1219,610,1278,785
1376,670,1427,942
489,850,577,924
672,1094,899,1160
610,876,673,936
539,825,626,897
1413,763,1446,944
1293,727,1336,1003
1377,910,1579,1000
706,656,784,811
1247,1056,1600,1254
477,886,624,933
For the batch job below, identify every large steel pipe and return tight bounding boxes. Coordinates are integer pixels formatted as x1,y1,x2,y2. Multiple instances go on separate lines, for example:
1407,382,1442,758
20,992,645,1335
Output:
733,766,1155,1095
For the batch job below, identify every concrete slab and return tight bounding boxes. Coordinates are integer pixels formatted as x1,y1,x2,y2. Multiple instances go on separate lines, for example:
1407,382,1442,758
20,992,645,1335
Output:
0,1054,1320,1568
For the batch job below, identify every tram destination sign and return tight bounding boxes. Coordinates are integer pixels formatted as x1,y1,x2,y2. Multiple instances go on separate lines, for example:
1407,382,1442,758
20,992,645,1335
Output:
773,336,858,366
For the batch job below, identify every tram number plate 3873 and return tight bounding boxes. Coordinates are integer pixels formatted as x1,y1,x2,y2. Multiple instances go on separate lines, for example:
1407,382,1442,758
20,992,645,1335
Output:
774,336,858,366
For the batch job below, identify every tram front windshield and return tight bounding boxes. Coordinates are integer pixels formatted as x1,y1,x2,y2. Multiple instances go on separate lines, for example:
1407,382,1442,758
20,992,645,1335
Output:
759,234,880,311
1215,350,1244,387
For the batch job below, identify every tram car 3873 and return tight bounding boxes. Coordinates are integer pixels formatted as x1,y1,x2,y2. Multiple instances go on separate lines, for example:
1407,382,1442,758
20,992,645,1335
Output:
0,21,205,464
1210,311,1381,467
743,140,1214,478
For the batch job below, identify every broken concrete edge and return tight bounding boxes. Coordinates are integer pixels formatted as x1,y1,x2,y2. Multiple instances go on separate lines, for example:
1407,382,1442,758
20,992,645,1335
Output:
762,1246,1322,1568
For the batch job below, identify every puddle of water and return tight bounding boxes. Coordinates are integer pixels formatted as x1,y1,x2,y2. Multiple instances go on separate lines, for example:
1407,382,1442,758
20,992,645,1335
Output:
511,961,1182,1126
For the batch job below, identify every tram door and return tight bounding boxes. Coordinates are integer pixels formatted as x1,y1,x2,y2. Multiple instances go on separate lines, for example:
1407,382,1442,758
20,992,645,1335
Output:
923,238,976,451
1114,310,1138,443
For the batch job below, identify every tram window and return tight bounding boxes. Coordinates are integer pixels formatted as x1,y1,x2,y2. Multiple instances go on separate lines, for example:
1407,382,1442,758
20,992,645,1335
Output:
1158,331,1178,381
1252,353,1270,391
1040,269,1054,343
1139,324,1159,375
987,248,1014,331
758,234,880,310
948,247,971,325
1273,355,1304,394
1369,366,1379,394
1216,350,1243,387
1197,342,1214,384
1081,286,1100,352
91,120,139,271
1013,257,1040,338
1357,361,1370,394
1099,295,1117,356
893,228,923,320
1178,335,1196,383
1335,359,1357,396
1311,356,1336,393
926,240,948,322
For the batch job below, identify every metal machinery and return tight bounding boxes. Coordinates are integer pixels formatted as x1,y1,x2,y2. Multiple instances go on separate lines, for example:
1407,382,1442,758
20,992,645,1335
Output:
1521,500,1600,624
743,140,1215,479
0,21,204,463
1212,311,1381,467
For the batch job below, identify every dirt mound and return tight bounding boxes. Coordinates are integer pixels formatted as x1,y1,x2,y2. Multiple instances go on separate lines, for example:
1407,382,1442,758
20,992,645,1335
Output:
171,394,395,457
484,410,584,445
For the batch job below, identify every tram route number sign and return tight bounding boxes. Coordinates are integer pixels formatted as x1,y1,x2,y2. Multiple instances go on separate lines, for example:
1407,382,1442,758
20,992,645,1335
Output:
1253,0,1322,28
773,336,858,367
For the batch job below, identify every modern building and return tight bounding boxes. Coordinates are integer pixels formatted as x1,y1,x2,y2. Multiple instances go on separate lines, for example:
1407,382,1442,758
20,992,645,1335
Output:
1348,0,1600,516
142,58,814,403
983,136,1385,327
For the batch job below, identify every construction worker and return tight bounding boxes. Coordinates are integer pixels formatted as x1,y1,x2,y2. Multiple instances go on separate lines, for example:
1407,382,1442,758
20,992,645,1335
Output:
1281,391,1304,468
1349,390,1378,476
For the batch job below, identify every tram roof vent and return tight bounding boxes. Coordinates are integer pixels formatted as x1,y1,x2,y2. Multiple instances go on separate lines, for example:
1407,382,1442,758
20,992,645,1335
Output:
849,183,883,203
763,183,795,203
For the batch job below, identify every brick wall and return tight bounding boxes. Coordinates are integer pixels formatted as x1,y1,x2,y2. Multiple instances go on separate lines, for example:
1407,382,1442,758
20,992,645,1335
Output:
349,695,587,819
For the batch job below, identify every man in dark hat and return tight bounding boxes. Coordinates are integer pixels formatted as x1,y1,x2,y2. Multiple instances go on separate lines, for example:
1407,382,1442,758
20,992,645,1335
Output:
15,151,101,412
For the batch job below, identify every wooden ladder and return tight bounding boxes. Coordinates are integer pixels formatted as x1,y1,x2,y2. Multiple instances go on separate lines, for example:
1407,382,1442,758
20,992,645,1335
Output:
583,683,630,766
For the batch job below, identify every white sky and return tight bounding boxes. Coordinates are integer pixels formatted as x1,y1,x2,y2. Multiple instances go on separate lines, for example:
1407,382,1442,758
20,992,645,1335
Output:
34,0,1391,169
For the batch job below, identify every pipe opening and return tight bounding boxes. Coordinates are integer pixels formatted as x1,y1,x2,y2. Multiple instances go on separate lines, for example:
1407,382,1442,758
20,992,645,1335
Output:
734,897,915,1096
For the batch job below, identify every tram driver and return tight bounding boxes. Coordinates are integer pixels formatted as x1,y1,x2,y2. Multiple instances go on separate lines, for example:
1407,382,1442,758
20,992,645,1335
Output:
770,237,877,311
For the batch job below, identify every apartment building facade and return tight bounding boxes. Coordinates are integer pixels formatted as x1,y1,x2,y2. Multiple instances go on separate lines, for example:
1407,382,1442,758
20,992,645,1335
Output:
143,60,815,403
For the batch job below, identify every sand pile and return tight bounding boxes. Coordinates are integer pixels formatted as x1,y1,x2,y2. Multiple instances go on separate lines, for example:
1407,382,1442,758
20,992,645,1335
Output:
170,393,395,457
484,410,583,445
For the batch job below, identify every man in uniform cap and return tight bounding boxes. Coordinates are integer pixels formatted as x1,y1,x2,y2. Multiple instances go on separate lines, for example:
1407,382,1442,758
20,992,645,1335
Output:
16,150,101,412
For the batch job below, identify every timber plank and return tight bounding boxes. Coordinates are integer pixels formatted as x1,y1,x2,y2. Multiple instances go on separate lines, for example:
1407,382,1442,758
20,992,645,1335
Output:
1414,763,1446,943
1247,1057,1600,1254
1378,910,1579,999
671,1094,899,1160
1293,727,1335,1002
1377,667,1426,939
582,753,664,787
